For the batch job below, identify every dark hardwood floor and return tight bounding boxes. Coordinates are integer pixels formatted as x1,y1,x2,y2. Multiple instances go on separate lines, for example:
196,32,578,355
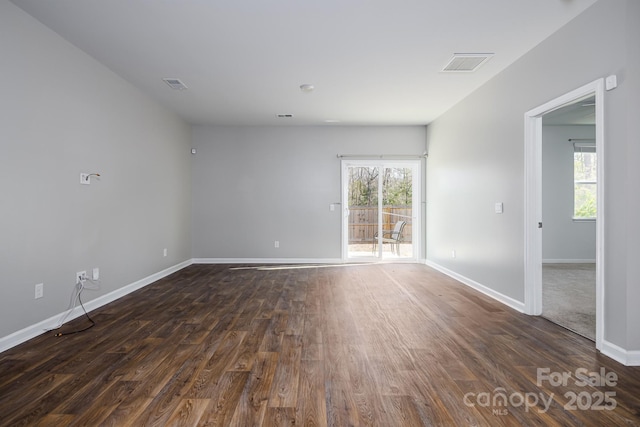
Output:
1,263,639,426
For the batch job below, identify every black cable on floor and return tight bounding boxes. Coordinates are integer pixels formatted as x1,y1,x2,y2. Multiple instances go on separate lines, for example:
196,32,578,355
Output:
54,285,95,337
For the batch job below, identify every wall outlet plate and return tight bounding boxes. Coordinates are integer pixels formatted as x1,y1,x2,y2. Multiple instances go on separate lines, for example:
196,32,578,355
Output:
92,268,100,280
76,271,87,283
35,283,43,299
80,173,90,185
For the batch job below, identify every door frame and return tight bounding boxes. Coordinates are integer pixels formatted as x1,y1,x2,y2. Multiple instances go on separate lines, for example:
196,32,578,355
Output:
523,78,605,349
341,159,421,261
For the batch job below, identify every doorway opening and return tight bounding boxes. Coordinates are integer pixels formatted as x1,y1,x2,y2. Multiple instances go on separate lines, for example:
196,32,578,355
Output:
342,160,421,261
524,79,605,350
540,95,596,340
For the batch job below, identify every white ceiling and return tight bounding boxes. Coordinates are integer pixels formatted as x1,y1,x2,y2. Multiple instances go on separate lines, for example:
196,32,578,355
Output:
11,0,598,126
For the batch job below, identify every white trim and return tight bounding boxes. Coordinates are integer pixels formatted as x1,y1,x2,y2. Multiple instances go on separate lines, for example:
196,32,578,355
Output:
424,260,525,313
524,78,605,351
524,107,543,316
0,259,193,354
542,259,596,264
193,258,344,265
600,340,640,366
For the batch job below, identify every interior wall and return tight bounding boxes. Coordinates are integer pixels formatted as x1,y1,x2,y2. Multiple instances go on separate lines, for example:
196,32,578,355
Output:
542,125,596,262
426,0,639,351
0,1,192,340
191,126,426,260
625,0,640,350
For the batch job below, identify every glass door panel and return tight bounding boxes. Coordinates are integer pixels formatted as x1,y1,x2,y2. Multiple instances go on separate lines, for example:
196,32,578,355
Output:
346,166,379,258
381,167,413,259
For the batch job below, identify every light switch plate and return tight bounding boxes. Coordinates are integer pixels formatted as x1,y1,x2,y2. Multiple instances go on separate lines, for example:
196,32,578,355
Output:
495,202,504,214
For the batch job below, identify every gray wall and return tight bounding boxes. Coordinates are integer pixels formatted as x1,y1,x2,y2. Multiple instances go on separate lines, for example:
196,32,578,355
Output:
191,126,426,260
426,0,639,351
625,0,640,350
542,125,596,262
0,2,192,338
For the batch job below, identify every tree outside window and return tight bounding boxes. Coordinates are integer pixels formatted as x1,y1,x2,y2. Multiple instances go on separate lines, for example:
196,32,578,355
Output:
574,147,596,219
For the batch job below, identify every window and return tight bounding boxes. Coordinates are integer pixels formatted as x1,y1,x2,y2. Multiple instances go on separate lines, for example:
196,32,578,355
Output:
573,142,596,219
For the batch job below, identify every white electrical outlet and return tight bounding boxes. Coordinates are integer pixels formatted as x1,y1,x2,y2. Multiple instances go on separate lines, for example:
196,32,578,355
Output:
35,283,43,299
76,271,87,284
80,173,90,185
163,248,168,257
451,250,456,259
92,267,100,280
274,240,280,248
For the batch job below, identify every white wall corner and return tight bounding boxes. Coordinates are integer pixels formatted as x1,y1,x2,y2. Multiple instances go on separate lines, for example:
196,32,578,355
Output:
424,260,525,313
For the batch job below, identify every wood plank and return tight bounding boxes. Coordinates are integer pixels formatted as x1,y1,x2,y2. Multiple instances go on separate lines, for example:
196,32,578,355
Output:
228,352,279,427
195,371,249,426
268,334,302,408
295,360,327,427
263,407,296,427
165,398,210,427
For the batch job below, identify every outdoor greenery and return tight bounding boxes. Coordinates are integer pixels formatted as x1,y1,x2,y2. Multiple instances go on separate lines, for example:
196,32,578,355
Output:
574,152,597,218
348,167,412,207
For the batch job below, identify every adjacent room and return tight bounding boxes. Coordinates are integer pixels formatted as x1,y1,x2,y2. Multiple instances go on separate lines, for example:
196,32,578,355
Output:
541,98,597,340
1,0,639,425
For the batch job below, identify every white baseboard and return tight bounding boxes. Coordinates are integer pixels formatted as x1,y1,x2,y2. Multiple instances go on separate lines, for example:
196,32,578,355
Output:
424,260,525,313
542,259,596,264
0,259,193,354
601,340,640,366
193,258,344,265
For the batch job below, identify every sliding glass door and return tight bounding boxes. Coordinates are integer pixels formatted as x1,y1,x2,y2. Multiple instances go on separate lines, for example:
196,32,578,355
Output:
342,160,420,261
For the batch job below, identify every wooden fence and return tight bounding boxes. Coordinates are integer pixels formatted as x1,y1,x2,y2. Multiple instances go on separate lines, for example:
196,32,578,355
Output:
348,206,412,243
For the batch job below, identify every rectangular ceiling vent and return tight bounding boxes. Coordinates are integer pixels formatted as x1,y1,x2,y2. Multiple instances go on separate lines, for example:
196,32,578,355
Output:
162,78,188,90
442,54,494,72
276,114,294,118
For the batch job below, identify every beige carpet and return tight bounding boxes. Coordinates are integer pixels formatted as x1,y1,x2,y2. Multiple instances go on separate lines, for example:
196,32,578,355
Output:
542,263,596,341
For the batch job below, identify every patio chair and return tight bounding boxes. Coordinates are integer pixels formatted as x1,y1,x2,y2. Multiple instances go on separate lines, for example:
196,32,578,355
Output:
373,220,407,255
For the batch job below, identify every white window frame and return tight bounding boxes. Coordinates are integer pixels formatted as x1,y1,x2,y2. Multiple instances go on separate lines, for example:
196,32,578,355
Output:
573,144,597,221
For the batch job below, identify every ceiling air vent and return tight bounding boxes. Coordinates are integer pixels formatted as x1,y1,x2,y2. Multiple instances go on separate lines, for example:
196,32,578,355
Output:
276,114,294,118
162,78,188,90
442,54,493,72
